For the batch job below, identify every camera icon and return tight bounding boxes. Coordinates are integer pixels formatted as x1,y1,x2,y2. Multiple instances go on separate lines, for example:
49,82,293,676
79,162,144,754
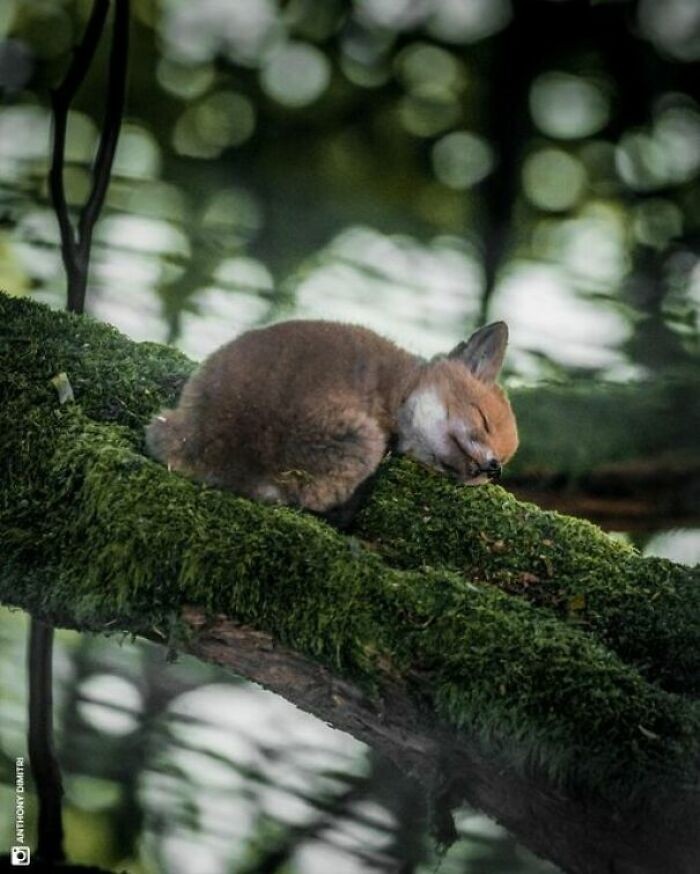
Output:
11,846,30,866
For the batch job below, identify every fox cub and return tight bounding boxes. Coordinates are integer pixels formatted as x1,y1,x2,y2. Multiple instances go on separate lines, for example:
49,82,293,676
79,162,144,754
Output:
146,320,518,524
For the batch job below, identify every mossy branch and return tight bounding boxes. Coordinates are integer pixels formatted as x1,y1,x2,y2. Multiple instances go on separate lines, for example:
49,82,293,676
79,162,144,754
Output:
1,293,700,873
507,381,700,528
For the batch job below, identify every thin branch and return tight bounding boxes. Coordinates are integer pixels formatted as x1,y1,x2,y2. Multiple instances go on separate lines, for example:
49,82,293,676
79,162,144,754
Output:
27,619,65,863
78,0,130,253
48,0,109,308
52,1,111,107
48,0,129,315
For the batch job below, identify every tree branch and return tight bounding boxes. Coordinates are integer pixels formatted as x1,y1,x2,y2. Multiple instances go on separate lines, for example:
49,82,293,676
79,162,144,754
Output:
48,0,129,315
49,0,109,311
1,293,699,873
26,619,65,864
508,460,700,531
507,381,700,530
78,0,130,252
177,609,700,874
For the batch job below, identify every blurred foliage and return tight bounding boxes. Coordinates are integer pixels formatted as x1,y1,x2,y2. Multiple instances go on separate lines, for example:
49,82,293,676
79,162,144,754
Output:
0,0,697,373
0,606,560,873
0,0,699,871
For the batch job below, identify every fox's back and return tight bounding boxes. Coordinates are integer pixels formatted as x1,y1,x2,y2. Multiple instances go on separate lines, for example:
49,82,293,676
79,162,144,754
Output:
192,319,416,425
156,321,418,495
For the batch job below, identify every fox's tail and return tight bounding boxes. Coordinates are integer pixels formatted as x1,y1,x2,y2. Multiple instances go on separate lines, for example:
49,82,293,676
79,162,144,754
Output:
145,408,191,467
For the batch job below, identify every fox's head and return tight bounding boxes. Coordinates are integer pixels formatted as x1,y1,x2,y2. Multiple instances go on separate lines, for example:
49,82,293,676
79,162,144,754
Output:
397,322,518,485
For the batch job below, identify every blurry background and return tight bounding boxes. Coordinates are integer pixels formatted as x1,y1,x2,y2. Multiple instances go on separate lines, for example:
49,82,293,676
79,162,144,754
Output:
0,0,698,871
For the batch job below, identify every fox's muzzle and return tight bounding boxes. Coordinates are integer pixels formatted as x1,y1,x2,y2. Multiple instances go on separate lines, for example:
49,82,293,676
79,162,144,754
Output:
481,460,502,480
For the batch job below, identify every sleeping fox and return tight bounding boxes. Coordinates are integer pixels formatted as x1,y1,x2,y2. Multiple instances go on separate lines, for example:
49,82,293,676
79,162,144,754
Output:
146,320,518,525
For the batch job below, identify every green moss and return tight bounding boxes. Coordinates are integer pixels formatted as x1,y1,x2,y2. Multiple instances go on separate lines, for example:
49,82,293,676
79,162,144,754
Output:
354,459,700,696
2,292,700,803
3,406,699,798
0,292,193,433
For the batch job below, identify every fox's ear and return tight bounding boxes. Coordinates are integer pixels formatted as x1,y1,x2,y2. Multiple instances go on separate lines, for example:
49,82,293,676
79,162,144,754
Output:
449,321,508,385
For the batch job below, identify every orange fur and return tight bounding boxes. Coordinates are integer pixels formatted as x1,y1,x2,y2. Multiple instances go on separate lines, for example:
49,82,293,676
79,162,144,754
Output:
146,320,518,516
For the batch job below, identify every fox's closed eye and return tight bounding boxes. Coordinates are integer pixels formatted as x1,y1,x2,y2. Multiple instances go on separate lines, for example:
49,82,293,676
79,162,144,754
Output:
472,404,490,434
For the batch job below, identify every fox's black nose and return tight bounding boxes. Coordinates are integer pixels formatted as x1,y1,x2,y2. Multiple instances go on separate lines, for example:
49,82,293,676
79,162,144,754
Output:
483,459,501,480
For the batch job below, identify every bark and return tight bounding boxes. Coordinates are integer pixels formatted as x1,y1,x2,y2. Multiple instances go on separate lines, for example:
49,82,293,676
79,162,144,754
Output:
1,292,699,874
181,609,700,874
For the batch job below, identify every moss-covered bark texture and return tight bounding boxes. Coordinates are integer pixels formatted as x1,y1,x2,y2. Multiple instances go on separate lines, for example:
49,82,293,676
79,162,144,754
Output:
1,293,700,869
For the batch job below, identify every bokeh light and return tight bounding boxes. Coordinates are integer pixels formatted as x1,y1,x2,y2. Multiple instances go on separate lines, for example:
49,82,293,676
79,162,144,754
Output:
78,674,143,737
427,0,512,44
432,131,495,189
638,0,700,62
113,124,162,180
523,148,587,212
161,0,280,66
156,58,215,100
260,41,331,108
530,72,610,140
